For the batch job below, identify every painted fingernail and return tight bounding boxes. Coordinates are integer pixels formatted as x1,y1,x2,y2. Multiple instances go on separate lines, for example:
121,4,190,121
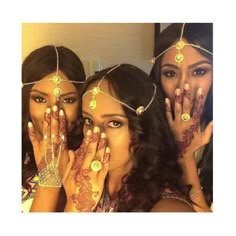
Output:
93,126,100,133
197,88,203,95
165,98,169,104
86,130,92,136
59,109,64,116
46,108,51,113
101,132,106,139
52,105,58,112
28,122,33,128
184,84,189,90
175,88,181,95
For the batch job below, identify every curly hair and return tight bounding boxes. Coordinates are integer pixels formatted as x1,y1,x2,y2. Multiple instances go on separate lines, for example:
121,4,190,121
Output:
150,23,213,206
80,64,190,211
22,45,86,199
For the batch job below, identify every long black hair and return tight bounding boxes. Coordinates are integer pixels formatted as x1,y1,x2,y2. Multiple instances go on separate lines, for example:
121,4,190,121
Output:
80,64,190,211
22,45,86,192
150,23,213,206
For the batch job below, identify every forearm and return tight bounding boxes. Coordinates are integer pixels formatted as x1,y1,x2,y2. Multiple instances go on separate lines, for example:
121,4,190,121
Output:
30,186,61,212
180,153,211,212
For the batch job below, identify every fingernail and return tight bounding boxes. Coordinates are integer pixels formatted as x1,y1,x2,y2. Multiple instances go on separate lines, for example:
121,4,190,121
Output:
184,84,189,90
165,98,169,104
28,122,33,128
101,132,106,139
93,126,100,133
59,109,64,116
86,130,92,136
52,105,58,112
105,147,110,153
175,88,181,95
46,108,51,113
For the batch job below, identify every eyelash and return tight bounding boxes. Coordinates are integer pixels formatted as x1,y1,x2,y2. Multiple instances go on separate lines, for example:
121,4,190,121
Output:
31,96,46,103
31,96,77,104
83,118,122,128
161,67,209,78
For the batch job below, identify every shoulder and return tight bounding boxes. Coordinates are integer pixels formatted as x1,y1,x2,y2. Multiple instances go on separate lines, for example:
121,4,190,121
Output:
150,198,195,212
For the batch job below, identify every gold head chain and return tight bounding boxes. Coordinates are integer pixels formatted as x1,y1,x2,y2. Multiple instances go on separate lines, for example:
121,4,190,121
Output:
151,23,213,67
82,64,157,116
22,46,84,99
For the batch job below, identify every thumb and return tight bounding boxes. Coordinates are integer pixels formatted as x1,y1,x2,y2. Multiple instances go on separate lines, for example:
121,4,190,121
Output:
202,121,213,145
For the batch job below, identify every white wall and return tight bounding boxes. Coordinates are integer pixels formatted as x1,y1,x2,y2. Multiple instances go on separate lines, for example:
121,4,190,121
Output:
22,23,154,77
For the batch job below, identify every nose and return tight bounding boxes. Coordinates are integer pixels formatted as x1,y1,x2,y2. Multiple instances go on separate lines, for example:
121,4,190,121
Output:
177,70,189,92
49,96,61,109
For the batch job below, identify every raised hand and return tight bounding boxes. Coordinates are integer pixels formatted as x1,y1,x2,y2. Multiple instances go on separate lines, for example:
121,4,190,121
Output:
165,84,213,158
28,105,68,187
63,126,110,212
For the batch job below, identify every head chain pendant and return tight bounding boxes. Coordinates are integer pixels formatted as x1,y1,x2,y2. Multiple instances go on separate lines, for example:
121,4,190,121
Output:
151,23,213,67
82,64,157,116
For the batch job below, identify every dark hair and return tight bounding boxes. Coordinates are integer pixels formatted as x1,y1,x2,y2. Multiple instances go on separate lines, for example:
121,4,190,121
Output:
80,64,190,211
150,23,213,206
22,45,86,198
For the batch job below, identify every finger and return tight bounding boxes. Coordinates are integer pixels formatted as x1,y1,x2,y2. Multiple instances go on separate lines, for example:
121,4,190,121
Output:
89,132,107,177
192,88,204,123
174,88,182,122
51,105,60,145
165,98,174,127
59,109,67,149
183,83,192,115
28,121,40,154
62,150,75,183
82,126,100,169
201,121,213,145
43,107,51,142
72,130,92,172
98,146,110,180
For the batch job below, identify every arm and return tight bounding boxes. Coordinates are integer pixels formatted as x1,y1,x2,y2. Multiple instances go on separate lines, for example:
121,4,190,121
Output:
165,86,213,212
28,106,69,212
151,198,195,212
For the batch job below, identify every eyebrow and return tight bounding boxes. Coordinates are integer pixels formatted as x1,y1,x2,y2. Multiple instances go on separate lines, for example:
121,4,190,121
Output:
161,60,212,70
30,89,78,97
82,111,127,119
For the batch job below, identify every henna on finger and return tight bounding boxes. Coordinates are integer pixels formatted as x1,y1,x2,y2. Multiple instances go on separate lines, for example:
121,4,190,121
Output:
175,88,183,104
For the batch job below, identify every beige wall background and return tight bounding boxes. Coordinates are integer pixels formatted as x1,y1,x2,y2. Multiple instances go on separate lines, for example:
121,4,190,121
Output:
22,23,155,77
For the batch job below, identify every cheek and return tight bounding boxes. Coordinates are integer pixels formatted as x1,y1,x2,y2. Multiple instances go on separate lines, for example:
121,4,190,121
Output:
161,79,176,101
29,103,45,137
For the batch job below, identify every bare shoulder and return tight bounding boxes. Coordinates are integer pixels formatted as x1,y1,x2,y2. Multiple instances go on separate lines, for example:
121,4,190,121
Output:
150,198,195,212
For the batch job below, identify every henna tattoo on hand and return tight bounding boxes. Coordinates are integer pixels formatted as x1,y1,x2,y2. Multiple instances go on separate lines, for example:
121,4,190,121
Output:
177,94,204,157
71,169,98,212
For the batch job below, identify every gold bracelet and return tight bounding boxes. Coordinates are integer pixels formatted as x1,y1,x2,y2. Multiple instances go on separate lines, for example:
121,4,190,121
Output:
190,186,203,199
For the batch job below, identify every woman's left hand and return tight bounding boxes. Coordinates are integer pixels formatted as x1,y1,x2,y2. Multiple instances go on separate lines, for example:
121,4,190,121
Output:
165,84,213,158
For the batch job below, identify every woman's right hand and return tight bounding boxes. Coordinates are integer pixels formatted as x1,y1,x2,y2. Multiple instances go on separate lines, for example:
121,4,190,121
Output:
63,126,110,212
28,105,69,185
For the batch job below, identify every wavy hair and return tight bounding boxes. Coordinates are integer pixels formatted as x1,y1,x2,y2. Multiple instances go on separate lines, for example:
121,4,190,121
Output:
22,45,86,197
150,23,213,206
80,64,190,211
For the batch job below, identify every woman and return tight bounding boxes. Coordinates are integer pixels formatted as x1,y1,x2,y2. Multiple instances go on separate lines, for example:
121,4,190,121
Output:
63,64,194,212
22,45,86,212
150,23,213,211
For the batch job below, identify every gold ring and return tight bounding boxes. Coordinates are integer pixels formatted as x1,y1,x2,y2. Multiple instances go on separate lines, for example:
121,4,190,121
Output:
181,113,191,121
90,160,102,172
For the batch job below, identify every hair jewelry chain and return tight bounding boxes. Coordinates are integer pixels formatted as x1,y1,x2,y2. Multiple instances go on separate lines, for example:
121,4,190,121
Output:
151,23,213,67
83,64,157,116
22,46,84,99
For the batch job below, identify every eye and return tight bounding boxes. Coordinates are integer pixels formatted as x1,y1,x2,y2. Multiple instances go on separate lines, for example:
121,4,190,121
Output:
108,120,122,128
62,97,77,104
31,96,46,103
161,70,178,78
192,68,207,76
83,117,93,127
